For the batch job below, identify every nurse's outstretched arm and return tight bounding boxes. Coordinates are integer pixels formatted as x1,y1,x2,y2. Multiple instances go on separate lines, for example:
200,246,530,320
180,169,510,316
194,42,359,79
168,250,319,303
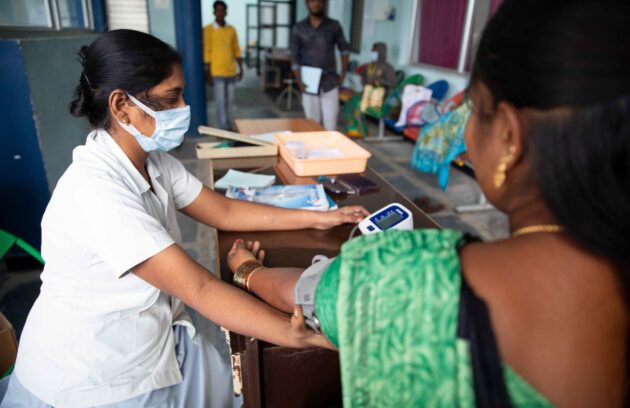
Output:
132,242,330,349
227,240,304,314
181,185,369,231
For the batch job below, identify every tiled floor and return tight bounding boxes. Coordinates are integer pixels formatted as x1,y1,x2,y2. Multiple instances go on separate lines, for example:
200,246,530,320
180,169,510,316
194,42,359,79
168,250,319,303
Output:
0,68,507,339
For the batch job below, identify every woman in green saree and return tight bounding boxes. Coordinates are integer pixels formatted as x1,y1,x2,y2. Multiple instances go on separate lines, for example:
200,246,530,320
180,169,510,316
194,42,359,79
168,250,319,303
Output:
228,0,630,406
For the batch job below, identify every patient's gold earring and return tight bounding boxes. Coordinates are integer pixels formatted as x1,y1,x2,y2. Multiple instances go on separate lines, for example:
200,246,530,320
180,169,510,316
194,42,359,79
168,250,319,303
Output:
494,146,516,189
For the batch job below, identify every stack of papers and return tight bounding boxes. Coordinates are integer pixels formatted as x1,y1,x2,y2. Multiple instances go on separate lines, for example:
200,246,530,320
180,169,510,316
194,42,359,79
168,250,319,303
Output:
214,169,276,190
226,184,337,211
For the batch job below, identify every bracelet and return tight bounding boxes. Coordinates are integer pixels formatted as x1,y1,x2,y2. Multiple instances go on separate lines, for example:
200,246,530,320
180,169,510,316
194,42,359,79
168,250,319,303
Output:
232,271,246,289
236,260,263,275
233,260,263,290
245,266,265,293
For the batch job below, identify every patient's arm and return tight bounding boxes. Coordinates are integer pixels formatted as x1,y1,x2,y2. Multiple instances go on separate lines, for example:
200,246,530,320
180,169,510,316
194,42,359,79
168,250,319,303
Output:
227,240,304,314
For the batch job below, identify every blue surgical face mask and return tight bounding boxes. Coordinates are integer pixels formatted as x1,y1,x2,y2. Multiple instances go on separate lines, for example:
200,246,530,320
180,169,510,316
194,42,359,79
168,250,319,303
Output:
118,93,191,152
370,51,379,62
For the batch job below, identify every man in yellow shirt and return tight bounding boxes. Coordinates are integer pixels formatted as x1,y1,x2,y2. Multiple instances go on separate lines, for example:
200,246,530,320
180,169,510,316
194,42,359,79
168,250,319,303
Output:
203,1,243,130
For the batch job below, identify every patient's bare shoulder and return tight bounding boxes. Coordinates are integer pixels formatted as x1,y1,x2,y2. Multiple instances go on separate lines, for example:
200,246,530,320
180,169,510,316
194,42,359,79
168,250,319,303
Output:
459,236,627,407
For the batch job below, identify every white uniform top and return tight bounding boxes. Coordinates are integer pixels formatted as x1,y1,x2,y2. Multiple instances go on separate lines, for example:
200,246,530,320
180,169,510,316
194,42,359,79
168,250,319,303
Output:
14,129,204,408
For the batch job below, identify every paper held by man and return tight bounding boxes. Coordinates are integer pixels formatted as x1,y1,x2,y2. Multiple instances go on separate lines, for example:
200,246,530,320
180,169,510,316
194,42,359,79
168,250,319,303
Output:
300,66,323,94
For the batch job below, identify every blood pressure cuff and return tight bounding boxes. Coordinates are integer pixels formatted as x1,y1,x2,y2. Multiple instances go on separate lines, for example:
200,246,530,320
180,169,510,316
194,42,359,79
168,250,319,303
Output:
293,257,336,332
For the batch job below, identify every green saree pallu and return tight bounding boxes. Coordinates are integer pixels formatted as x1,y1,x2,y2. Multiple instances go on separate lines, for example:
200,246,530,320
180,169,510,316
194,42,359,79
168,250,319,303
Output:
315,229,552,407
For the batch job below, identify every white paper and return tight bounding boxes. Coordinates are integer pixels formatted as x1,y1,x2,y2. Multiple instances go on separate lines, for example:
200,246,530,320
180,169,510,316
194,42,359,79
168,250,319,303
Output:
306,148,345,159
300,66,323,94
285,140,307,159
284,140,345,160
214,169,276,190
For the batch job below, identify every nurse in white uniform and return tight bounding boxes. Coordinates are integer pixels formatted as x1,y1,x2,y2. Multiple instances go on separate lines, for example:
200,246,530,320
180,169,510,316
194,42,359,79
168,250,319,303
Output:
0,29,366,408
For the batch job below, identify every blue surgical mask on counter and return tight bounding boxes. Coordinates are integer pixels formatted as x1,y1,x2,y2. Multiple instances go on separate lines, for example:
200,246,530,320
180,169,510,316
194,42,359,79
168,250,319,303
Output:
119,93,190,152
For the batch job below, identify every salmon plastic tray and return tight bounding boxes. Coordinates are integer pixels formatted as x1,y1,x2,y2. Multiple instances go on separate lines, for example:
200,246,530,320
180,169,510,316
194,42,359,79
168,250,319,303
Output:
275,131,371,176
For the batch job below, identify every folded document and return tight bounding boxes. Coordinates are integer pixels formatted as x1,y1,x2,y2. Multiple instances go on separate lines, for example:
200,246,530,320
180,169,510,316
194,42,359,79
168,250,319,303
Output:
226,184,334,211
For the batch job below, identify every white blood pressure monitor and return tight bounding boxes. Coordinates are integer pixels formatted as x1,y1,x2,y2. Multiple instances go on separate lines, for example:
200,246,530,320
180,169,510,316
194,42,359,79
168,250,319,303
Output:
295,203,414,333
359,203,414,235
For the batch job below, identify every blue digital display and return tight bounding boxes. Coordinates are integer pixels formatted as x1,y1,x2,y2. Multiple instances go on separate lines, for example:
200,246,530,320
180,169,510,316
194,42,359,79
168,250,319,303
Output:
370,205,408,230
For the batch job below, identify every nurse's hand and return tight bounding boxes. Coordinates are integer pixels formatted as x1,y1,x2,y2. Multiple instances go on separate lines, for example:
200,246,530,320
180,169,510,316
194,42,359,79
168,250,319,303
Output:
227,239,265,273
291,306,336,350
314,206,370,230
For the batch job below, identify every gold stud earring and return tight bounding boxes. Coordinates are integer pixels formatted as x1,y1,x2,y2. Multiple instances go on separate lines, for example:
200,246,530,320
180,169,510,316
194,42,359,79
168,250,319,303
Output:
493,146,516,189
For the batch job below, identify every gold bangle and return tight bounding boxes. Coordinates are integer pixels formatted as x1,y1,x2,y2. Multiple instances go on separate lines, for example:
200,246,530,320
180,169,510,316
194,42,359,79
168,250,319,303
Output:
233,270,250,290
233,269,248,289
233,260,264,290
245,266,265,293
236,260,263,275
232,271,243,288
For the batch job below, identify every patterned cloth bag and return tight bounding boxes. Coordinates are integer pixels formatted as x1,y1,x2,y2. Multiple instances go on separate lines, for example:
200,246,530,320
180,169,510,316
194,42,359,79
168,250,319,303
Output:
411,102,470,190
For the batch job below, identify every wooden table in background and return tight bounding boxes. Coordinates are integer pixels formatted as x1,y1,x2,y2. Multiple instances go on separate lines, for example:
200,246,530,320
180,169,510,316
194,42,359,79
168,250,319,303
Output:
261,50,293,91
215,118,439,408
236,118,324,135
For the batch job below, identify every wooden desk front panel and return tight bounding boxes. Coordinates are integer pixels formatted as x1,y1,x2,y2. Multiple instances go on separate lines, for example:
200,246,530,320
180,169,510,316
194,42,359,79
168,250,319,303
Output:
217,119,439,407
217,172,437,407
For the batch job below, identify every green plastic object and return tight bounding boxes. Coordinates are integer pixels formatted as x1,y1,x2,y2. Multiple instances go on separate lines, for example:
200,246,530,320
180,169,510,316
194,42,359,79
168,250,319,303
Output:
395,69,406,84
2,364,14,379
0,229,44,265
398,73,425,88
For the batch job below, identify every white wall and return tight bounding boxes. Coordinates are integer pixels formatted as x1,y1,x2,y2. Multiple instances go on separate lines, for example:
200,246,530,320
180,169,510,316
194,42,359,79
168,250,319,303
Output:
296,1,308,20
200,0,295,50
354,0,469,98
201,0,257,50
147,0,175,46
281,0,470,97
328,0,352,37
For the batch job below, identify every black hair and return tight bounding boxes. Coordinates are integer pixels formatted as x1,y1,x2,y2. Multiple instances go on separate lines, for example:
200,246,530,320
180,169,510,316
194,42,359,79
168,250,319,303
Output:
213,1,227,10
69,29,182,128
472,0,630,276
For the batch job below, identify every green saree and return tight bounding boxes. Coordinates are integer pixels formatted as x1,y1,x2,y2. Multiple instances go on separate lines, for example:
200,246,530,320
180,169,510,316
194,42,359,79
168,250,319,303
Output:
314,229,552,407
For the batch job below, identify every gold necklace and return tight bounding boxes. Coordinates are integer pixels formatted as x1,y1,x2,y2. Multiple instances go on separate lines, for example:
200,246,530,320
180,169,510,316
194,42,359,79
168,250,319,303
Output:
511,224,564,237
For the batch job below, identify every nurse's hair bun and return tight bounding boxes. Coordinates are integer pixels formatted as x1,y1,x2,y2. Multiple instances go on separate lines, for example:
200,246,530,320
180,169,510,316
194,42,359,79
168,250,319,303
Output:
69,45,98,125
68,30,181,128
77,45,89,67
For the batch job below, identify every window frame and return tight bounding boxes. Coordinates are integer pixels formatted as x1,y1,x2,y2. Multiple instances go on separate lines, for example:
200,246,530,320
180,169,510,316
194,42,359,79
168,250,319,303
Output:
324,0,363,53
348,0,364,53
0,0,94,32
407,0,480,74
